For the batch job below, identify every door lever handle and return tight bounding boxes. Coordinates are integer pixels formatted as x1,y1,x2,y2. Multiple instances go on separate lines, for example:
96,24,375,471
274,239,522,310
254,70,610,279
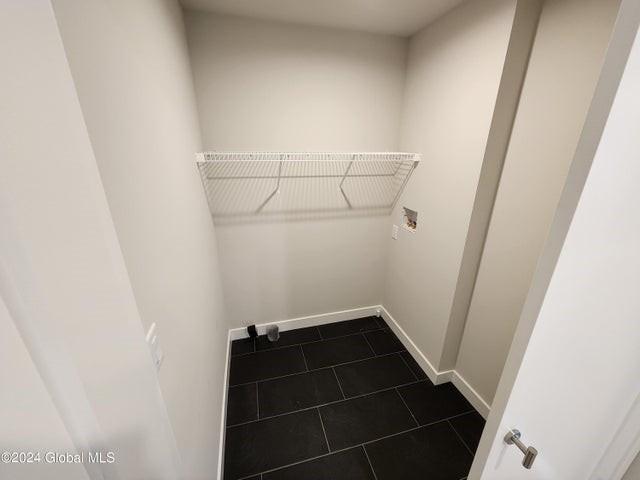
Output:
504,429,538,469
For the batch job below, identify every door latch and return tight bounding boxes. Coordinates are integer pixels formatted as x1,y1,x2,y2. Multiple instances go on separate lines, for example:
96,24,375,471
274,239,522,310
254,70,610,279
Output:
504,429,538,469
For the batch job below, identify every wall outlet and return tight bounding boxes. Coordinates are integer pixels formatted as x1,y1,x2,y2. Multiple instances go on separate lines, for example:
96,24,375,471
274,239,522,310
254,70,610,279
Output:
392,224,399,240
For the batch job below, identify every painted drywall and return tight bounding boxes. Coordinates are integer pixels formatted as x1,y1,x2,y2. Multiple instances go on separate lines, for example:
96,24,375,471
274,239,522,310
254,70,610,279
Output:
475,14,640,476
0,297,88,480
185,12,407,326
624,453,640,480
440,0,542,372
51,1,229,478
455,0,621,406
181,0,466,36
0,1,181,477
384,0,518,371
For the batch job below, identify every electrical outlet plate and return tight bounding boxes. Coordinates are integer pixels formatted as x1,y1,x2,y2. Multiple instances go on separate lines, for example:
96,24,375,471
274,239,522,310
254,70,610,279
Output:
392,224,399,240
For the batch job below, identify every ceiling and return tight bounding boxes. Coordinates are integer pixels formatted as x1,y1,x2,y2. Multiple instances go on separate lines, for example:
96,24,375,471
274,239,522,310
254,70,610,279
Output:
179,0,467,37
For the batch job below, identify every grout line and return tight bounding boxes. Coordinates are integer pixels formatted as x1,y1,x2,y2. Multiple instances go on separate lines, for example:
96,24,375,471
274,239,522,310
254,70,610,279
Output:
447,419,475,456
317,408,331,452
236,449,350,480
237,443,377,479
230,351,402,388
361,332,377,356
256,382,260,420
331,367,346,400
230,328,386,358
228,322,478,478
358,409,479,447
398,351,419,381
362,445,379,480
395,387,419,427
226,379,431,429
229,376,475,428
239,411,476,479
300,345,309,372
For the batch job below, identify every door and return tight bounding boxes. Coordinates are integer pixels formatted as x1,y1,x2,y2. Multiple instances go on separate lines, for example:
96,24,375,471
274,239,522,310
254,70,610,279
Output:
469,2,640,479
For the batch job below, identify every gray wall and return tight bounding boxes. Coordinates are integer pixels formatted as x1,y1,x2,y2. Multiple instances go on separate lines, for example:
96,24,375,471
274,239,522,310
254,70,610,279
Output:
185,12,407,326
52,1,229,477
1,1,182,477
385,0,518,371
455,0,622,405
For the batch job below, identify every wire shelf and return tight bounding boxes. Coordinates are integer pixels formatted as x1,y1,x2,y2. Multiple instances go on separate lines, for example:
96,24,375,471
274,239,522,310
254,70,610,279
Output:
196,152,420,163
195,152,420,222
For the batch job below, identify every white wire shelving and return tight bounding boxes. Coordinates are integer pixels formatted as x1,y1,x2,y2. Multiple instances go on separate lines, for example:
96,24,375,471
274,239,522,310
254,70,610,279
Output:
195,152,421,220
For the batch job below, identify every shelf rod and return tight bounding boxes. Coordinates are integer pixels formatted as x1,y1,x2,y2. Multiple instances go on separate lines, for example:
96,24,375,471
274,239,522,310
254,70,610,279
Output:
205,172,406,180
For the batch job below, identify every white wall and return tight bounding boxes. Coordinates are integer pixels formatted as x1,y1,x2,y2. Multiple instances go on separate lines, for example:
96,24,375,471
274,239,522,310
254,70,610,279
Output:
0,297,88,480
384,0,518,371
51,1,229,478
0,1,181,477
186,12,407,326
455,0,621,406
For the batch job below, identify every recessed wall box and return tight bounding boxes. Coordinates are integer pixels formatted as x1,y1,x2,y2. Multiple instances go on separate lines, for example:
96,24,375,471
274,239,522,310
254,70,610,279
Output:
402,207,417,232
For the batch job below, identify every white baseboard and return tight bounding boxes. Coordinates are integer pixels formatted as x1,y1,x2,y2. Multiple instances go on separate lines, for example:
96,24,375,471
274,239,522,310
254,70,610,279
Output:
379,305,490,419
225,304,490,426
378,306,448,385
228,305,381,340
451,371,491,419
216,330,232,480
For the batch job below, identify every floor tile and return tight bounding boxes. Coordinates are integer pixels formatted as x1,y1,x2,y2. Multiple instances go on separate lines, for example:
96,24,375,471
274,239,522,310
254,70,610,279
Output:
231,337,255,356
256,326,321,351
364,329,405,355
263,447,375,480
227,383,257,426
258,368,343,418
400,351,428,380
302,334,374,370
319,389,416,451
376,317,391,329
449,411,486,453
229,346,307,386
318,316,381,339
365,422,473,480
224,409,328,479
334,354,416,397
398,382,473,425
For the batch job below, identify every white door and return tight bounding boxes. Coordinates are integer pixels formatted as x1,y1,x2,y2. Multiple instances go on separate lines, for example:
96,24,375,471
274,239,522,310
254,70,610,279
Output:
469,3,640,480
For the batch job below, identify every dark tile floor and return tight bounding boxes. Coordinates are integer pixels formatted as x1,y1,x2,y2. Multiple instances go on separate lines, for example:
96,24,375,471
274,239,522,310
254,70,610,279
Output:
224,316,485,480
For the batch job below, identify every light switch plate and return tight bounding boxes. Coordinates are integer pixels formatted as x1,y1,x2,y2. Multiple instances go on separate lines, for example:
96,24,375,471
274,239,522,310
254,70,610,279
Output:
392,224,399,240
146,322,163,371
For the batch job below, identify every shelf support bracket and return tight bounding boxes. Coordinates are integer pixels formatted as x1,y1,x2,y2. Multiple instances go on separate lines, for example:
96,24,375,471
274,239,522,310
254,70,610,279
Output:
390,161,418,210
256,159,283,212
339,157,355,209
